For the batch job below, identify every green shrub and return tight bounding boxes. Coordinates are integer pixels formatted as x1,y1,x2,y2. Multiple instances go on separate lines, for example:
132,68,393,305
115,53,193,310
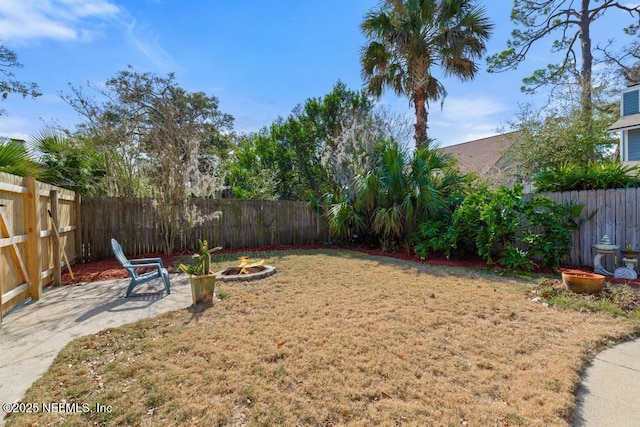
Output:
412,184,585,270
412,185,484,259
520,195,584,269
499,245,533,271
534,161,640,192
324,139,467,249
476,185,525,263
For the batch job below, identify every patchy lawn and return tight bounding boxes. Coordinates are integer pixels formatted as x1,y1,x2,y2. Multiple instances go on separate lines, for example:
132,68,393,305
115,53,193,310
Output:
7,250,640,426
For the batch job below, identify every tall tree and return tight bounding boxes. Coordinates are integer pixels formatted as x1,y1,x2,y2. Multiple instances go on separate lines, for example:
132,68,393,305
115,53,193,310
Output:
360,0,493,147
0,43,40,114
487,1,640,129
63,67,233,253
504,70,620,178
226,82,375,200
599,35,640,86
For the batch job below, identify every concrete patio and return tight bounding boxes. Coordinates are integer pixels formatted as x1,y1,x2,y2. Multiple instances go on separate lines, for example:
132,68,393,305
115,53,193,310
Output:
0,274,192,425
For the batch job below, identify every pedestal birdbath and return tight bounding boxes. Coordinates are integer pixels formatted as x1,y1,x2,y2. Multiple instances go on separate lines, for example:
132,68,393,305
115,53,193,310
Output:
593,235,618,276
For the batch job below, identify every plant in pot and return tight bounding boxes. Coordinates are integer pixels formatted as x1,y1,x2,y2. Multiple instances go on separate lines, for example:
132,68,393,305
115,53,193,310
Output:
621,243,639,260
179,239,222,305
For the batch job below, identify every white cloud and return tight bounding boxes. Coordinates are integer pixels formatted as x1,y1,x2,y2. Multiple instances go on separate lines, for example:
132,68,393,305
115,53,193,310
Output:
0,0,120,43
124,20,177,72
0,1,177,72
428,96,511,146
0,115,33,140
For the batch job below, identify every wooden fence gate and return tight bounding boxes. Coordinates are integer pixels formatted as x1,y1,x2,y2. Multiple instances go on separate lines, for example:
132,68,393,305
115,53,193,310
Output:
0,172,80,323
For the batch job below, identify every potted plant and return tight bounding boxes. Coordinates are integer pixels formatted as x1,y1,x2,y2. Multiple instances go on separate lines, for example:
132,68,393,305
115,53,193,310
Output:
621,243,640,260
179,239,222,305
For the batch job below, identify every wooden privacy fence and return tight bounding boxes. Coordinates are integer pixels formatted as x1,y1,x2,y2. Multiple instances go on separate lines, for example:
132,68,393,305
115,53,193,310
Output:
540,188,640,271
81,197,330,261
0,172,80,321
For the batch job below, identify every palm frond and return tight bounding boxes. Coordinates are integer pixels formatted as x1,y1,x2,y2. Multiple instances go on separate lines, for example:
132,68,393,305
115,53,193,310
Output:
0,138,42,177
360,0,493,145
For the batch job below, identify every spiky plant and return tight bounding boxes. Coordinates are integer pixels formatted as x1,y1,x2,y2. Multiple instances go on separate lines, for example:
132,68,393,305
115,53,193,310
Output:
179,239,222,276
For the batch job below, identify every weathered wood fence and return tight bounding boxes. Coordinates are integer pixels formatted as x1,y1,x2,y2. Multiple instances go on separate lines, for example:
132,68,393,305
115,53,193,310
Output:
82,189,640,270
0,172,80,321
81,197,330,261
540,188,640,270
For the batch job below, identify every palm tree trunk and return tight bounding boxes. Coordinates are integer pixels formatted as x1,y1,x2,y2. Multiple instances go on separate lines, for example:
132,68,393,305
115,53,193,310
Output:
413,91,428,147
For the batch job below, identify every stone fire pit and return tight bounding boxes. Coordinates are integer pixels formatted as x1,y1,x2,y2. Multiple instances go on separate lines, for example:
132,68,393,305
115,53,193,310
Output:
214,257,276,282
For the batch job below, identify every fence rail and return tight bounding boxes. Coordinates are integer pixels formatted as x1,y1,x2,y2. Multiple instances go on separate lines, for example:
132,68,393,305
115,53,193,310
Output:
540,188,640,271
0,172,80,321
81,197,330,262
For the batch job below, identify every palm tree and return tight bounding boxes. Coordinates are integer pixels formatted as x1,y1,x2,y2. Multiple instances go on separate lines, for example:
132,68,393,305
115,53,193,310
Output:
0,138,42,177
29,129,106,195
360,0,493,147
326,138,462,249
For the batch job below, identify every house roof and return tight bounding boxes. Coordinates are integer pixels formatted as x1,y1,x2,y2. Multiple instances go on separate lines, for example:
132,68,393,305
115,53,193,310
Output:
609,113,640,131
439,130,522,177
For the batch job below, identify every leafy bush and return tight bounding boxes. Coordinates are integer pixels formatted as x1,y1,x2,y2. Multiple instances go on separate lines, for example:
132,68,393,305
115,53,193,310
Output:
520,196,585,269
499,245,533,272
476,185,525,263
413,188,482,259
534,161,640,192
324,139,468,250
413,184,585,270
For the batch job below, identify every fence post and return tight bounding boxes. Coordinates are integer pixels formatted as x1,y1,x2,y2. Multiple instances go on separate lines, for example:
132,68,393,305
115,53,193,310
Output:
75,193,82,263
24,178,42,300
50,190,61,285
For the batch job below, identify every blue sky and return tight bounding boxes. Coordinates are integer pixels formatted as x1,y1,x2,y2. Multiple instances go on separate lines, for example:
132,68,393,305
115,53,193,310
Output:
0,0,634,147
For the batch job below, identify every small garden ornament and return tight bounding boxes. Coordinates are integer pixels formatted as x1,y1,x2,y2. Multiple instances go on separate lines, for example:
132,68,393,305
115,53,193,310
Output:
621,243,640,260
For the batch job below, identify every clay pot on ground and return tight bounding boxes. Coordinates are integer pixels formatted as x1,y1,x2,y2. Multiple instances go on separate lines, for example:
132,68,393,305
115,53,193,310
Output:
561,271,605,294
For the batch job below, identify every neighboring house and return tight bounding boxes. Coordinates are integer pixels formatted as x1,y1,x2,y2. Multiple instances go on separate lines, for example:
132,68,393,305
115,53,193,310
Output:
439,130,523,186
609,84,640,164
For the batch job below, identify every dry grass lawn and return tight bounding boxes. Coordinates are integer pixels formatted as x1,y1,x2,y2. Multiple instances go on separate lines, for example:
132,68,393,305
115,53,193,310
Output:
7,250,640,426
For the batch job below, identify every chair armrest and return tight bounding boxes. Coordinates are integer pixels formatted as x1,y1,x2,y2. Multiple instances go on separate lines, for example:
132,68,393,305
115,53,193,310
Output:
123,262,164,270
130,258,165,267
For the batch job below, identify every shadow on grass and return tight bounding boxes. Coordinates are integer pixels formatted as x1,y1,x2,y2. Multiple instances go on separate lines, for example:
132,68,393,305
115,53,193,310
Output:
185,302,213,324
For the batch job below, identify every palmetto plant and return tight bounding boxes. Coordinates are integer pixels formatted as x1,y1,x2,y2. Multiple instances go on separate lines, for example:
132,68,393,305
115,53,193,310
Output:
360,0,493,147
29,129,106,195
533,161,640,192
0,138,42,177
326,139,461,250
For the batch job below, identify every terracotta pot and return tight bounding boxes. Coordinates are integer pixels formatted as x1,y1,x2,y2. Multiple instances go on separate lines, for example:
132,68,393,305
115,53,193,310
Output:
621,251,639,259
561,271,605,294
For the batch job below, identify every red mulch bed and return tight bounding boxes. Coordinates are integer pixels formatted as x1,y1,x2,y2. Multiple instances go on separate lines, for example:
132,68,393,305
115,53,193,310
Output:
60,245,640,289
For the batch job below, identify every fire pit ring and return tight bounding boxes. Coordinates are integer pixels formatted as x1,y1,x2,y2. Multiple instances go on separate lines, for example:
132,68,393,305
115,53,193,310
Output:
215,265,276,282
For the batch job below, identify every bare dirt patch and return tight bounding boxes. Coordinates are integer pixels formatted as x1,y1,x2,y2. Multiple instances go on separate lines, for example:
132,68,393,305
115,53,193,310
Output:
9,250,639,426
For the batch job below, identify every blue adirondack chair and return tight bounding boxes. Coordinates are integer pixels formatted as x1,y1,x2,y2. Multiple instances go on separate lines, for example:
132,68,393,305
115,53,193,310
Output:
111,238,171,297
